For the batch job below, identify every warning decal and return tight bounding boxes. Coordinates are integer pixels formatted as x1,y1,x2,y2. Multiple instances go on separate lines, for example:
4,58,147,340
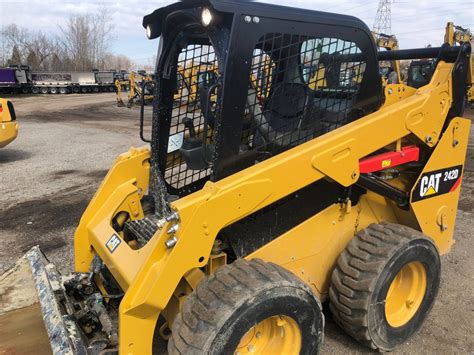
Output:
106,234,121,253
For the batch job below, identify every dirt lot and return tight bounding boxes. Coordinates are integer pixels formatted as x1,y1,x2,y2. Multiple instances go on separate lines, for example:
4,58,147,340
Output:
0,94,473,353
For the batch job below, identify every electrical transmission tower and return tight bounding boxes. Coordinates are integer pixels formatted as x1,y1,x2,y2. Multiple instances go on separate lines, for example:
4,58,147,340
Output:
373,0,394,35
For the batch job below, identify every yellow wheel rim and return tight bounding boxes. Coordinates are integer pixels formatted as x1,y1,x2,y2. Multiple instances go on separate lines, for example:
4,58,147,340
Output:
235,315,301,354
385,261,427,327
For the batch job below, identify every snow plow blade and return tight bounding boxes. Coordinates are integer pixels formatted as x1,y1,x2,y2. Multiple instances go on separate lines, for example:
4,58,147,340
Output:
0,246,87,355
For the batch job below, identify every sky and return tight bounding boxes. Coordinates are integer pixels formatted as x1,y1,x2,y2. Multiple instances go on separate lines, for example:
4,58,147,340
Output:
0,0,472,66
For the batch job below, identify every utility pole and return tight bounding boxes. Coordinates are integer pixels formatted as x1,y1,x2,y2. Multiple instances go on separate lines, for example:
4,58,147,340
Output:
373,0,394,35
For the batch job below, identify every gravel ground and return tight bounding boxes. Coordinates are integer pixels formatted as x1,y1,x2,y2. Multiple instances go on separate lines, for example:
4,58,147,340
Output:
0,94,472,353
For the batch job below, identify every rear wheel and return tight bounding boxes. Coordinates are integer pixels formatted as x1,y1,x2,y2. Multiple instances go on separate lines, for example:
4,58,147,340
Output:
31,86,40,94
168,259,324,354
40,87,48,94
72,86,80,94
329,223,440,351
80,87,88,93
59,87,68,94
49,86,58,94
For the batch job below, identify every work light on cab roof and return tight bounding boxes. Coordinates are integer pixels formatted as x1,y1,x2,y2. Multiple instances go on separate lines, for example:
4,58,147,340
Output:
201,7,213,26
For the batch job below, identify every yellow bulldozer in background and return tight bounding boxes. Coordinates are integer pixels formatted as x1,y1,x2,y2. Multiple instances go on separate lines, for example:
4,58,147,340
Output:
1,1,472,354
0,98,18,149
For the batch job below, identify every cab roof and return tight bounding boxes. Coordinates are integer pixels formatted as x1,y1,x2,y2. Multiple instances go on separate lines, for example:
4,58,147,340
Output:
143,0,371,40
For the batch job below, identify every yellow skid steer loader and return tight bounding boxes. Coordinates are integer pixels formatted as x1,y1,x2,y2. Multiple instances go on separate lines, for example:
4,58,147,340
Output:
1,1,471,354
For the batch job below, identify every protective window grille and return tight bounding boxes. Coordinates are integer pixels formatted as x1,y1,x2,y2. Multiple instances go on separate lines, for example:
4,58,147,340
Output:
244,33,365,159
164,44,219,190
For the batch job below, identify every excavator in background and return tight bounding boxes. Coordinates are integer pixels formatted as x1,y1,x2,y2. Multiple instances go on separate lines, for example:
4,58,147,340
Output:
0,1,472,354
373,32,402,85
116,71,155,108
116,65,219,110
0,98,18,149
180,61,219,110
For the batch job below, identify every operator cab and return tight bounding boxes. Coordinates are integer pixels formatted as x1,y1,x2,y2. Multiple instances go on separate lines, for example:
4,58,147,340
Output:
407,59,434,88
143,0,383,198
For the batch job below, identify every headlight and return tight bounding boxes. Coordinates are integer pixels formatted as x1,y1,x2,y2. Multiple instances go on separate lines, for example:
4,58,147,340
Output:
202,8,213,26
146,25,152,39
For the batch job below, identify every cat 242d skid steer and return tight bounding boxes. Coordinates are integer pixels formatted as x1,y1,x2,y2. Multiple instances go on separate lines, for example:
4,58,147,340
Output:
2,0,471,354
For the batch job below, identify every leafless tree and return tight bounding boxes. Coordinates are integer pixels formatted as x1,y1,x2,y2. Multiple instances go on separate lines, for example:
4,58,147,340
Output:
59,5,114,71
1,4,133,72
103,54,134,71
1,24,56,69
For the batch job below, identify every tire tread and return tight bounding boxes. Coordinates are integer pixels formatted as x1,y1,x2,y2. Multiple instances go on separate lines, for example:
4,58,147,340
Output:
168,258,323,354
329,222,432,350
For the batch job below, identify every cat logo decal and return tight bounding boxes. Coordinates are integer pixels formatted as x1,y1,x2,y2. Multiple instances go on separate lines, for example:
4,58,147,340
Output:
412,165,463,202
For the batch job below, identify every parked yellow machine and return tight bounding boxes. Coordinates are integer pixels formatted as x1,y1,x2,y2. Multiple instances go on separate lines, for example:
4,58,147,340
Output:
2,2,472,354
444,22,473,103
0,98,18,149
116,71,155,108
373,32,402,85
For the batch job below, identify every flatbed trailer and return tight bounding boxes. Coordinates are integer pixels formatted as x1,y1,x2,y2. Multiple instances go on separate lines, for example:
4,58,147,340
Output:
0,67,119,94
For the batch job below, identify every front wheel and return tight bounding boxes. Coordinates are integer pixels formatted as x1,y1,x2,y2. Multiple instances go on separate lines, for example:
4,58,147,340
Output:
168,259,324,354
329,223,440,351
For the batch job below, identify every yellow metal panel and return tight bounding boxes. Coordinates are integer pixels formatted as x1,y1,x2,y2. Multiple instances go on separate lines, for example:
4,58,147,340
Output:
404,62,452,147
0,99,18,149
0,121,18,149
74,147,152,289
410,117,471,253
382,84,417,107
247,194,399,300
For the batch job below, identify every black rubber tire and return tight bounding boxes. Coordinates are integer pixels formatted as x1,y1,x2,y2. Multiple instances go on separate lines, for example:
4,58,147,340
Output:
72,86,80,94
49,87,58,94
329,222,440,351
40,87,48,94
167,258,324,355
31,86,40,94
59,87,68,95
80,87,88,93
